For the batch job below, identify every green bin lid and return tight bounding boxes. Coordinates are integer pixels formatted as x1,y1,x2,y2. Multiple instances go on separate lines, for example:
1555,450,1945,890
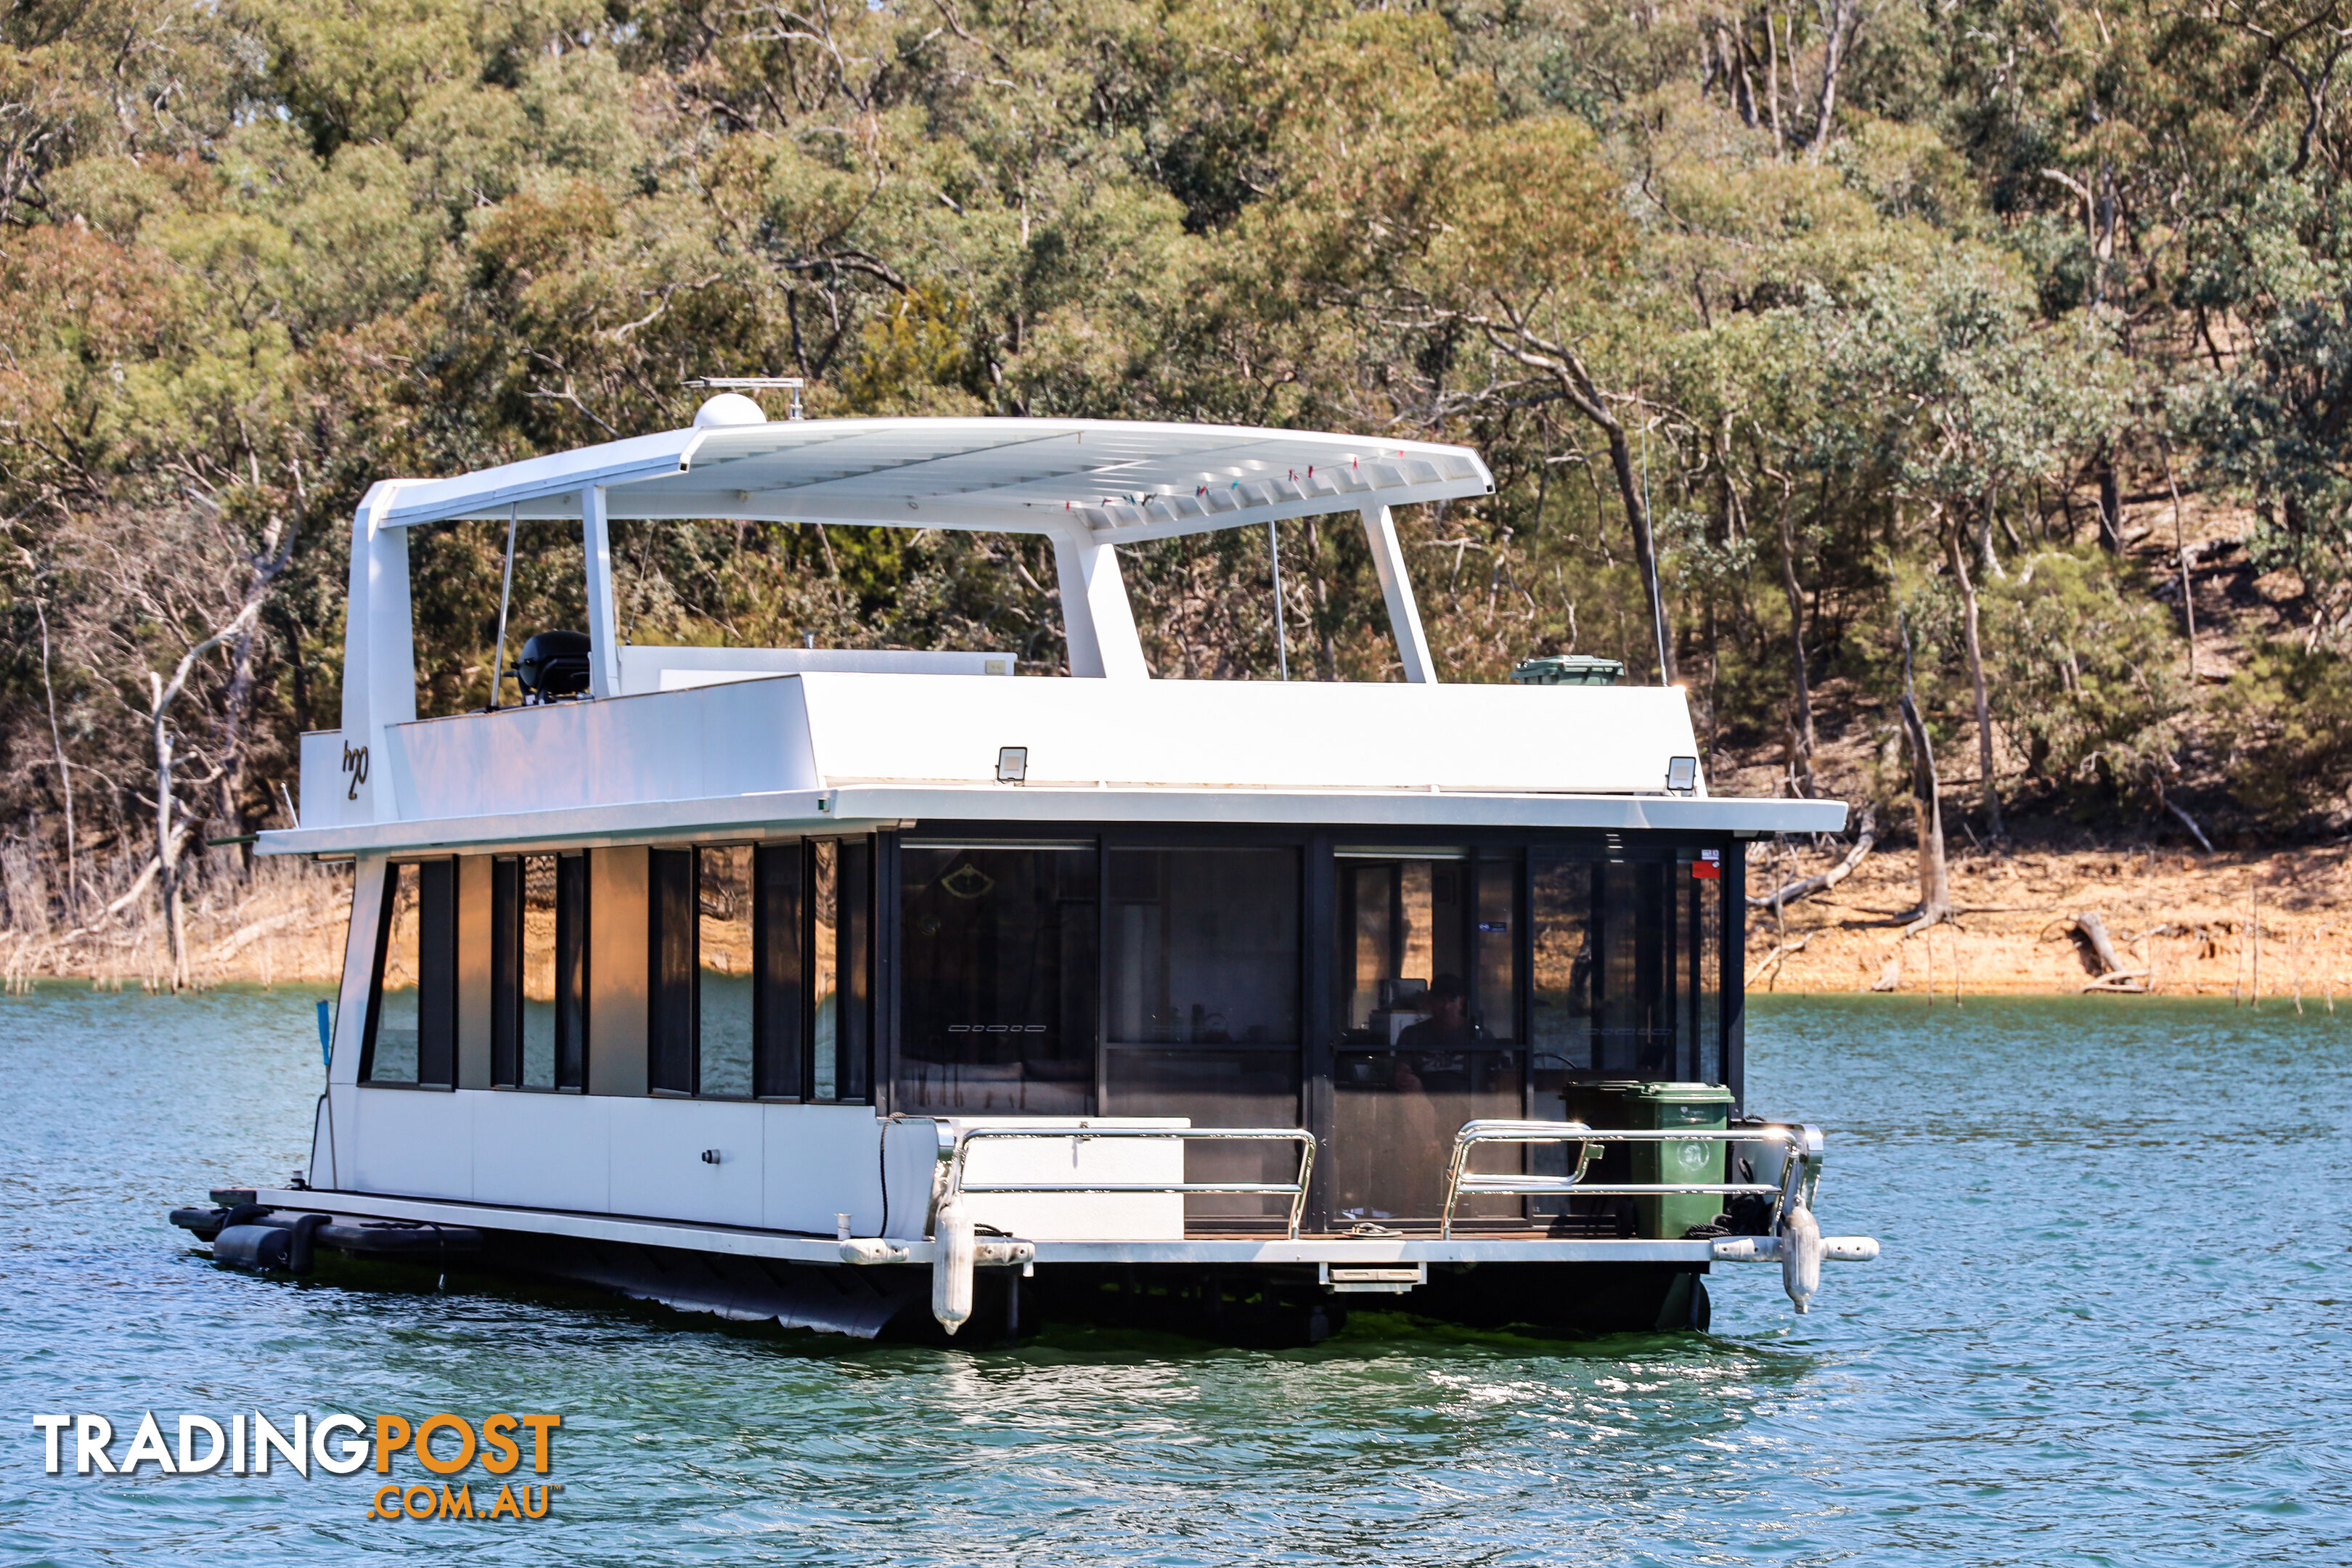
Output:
1627,1082,1733,1102
1508,654,1624,686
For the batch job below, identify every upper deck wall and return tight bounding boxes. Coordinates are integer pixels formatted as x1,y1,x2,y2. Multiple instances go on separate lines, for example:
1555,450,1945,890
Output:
296,673,1719,837
300,677,817,832
796,674,1705,793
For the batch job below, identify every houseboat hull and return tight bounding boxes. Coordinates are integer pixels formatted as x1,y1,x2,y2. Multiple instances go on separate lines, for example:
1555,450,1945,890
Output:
172,1189,1726,1344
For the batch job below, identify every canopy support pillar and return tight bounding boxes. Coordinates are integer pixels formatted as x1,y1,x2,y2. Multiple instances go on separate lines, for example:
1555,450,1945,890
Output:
339,481,420,822
1361,505,1437,683
1050,528,1148,679
581,486,623,699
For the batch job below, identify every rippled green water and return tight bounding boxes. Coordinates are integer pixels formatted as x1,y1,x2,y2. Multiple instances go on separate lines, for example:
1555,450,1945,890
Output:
4,987,2347,1566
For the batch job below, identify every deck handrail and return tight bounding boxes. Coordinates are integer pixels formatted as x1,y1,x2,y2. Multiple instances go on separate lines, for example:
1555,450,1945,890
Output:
931,1123,1319,1241
1437,1119,1825,1239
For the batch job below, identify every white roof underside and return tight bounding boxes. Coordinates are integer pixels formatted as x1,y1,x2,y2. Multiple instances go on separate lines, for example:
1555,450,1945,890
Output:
376,417,1495,543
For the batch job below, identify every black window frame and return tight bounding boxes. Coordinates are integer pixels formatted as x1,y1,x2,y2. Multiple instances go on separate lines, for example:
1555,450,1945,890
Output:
359,857,458,1090
642,836,870,1104
814,836,875,1103
753,841,805,1100
648,847,698,1095
491,851,589,1093
866,821,1747,1222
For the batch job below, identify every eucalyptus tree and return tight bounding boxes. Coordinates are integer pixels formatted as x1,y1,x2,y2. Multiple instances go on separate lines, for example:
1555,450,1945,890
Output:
1810,253,2121,838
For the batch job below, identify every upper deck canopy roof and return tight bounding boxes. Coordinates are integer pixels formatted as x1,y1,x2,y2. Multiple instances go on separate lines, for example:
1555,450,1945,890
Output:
377,415,1495,544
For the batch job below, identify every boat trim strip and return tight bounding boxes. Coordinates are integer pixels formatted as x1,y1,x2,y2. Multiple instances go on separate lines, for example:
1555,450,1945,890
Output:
245,1188,1723,1265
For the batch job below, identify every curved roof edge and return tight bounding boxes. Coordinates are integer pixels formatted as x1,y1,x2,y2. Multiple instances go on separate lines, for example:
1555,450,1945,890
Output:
373,417,1495,540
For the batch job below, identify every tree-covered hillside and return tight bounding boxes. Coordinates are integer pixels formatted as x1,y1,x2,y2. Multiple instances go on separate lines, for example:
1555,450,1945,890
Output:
7,0,2352,947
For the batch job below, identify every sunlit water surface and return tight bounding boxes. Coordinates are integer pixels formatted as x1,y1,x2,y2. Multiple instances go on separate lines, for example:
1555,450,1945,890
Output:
3,988,2346,1565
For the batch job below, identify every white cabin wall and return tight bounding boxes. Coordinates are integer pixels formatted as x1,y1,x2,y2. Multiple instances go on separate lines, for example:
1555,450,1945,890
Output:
351,1085,472,1200
882,1117,942,1238
613,1098,764,1228
762,1106,892,1235
471,1090,611,1212
339,1085,899,1237
948,1125,1186,1241
588,846,649,1098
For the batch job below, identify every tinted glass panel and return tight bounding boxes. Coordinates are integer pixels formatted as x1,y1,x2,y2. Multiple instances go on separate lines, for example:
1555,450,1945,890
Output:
897,844,1096,1116
753,844,803,1098
492,854,563,1089
698,846,755,1097
1695,851,1723,1085
648,849,695,1093
1530,846,1728,1101
1474,853,1518,1042
810,841,841,1099
553,852,587,1090
491,857,520,1087
1106,848,1298,1046
1332,854,1516,1222
366,863,422,1083
838,838,872,1101
365,860,454,1086
1103,847,1301,1221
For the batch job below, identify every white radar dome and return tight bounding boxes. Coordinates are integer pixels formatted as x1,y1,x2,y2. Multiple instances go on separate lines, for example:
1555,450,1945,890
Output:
692,392,768,428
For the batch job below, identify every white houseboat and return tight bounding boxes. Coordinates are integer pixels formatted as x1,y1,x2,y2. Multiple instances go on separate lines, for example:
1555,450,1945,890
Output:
173,395,1877,1342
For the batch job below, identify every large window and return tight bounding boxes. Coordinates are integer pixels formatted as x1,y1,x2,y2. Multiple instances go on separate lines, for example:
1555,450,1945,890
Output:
810,839,872,1102
1102,846,1302,1220
1530,844,1725,1098
491,853,587,1090
753,844,804,1098
648,843,837,1100
1329,851,1520,1221
363,860,456,1087
896,841,1097,1115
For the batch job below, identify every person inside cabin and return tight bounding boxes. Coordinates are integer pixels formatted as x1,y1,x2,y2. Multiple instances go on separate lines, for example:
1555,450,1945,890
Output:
1390,973,1474,1092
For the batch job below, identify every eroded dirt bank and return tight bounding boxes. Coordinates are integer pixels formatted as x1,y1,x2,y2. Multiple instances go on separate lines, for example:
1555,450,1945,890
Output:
1747,840,2352,999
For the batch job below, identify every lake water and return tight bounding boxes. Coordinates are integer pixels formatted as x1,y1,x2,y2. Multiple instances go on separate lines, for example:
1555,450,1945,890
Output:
3,988,2345,1566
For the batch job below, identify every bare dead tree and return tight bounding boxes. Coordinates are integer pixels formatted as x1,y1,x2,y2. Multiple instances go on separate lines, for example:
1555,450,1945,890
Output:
1943,511,2004,838
73,508,295,987
1808,0,1868,160
26,571,80,916
1458,303,1676,684
1898,613,1951,933
1762,462,1816,767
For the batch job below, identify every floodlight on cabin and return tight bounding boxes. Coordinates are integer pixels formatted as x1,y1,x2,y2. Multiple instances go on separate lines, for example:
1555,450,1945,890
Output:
996,746,1029,784
1665,755,1699,794
685,375,807,420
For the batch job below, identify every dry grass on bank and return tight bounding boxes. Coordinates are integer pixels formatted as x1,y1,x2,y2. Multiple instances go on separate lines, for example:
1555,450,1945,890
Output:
0,851,350,994
1748,839,2352,1001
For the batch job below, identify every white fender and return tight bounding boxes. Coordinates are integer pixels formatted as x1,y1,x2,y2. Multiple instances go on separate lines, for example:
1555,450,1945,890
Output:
1712,1233,1878,1265
931,1197,976,1334
1781,1202,1823,1314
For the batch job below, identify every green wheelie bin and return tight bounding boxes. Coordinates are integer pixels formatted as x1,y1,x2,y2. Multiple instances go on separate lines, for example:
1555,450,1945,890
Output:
1627,1082,1733,1238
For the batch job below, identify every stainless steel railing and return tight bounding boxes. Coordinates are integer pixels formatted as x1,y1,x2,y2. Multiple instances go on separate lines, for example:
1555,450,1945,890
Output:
930,1123,1319,1241
1437,1119,1824,1239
